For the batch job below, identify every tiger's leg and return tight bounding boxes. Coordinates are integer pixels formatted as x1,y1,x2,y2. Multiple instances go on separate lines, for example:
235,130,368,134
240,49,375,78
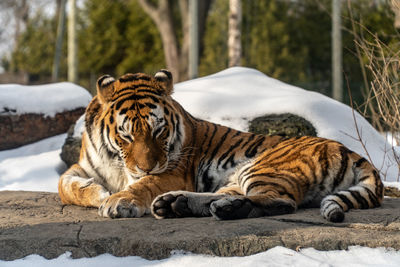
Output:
209,167,298,220
58,164,111,207
210,191,297,220
151,184,243,219
320,156,384,223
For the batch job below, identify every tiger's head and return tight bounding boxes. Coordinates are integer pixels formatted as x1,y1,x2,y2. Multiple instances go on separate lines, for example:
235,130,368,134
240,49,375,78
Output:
95,70,184,178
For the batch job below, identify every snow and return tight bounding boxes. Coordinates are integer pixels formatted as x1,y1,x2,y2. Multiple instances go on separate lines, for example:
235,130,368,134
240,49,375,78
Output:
0,82,92,117
0,134,67,192
1,67,400,265
2,246,400,267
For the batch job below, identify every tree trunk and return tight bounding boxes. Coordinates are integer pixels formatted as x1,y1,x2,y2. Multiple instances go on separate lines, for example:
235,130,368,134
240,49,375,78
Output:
53,0,66,82
391,0,400,28
138,0,211,82
188,0,198,79
228,0,242,67
138,0,181,81
179,0,190,81
332,0,343,102
68,0,78,83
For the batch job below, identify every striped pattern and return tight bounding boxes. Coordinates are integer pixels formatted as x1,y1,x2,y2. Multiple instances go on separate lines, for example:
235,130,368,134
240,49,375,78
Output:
58,70,383,222
230,136,383,222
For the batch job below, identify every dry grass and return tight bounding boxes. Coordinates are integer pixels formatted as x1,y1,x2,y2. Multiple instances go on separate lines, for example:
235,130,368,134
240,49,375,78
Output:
347,0,400,181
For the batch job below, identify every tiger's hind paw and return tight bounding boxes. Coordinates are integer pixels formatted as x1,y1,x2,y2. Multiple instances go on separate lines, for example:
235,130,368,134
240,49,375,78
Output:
152,193,194,219
210,197,263,220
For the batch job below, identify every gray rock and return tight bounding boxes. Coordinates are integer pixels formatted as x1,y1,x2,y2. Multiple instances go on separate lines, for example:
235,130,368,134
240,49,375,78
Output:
0,191,399,261
248,113,317,137
60,124,82,168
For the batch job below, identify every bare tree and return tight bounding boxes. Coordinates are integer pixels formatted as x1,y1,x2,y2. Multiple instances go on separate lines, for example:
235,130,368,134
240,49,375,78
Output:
68,0,78,83
332,0,343,102
228,0,241,67
137,0,211,82
52,0,67,82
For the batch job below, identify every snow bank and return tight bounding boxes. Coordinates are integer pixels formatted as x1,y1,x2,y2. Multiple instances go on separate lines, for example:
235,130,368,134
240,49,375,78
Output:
0,134,66,192
2,246,400,267
174,67,399,181
0,82,92,117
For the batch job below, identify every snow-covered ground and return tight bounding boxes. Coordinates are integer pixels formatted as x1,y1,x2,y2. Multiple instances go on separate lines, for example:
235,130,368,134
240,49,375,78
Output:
3,246,400,267
1,67,400,265
0,134,66,192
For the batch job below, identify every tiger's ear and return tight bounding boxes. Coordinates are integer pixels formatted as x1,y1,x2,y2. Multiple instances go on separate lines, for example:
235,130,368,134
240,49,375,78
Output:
154,69,173,95
96,75,115,104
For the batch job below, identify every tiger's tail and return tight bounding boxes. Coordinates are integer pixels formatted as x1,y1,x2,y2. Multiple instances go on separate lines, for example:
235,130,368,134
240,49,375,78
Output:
320,153,384,222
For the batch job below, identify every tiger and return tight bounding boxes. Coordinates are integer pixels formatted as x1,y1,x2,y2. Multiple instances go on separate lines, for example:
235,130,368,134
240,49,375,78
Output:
58,70,383,223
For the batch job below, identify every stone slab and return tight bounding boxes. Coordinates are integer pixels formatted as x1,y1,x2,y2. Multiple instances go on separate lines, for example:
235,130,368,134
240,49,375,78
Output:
0,191,399,261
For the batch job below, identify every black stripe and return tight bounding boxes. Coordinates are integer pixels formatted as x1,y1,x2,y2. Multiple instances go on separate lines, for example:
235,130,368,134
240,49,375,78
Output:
97,75,112,87
373,170,383,198
119,108,129,115
113,90,160,103
333,147,349,188
145,102,157,109
196,123,210,174
200,127,232,192
334,193,354,210
355,158,367,168
153,127,163,138
222,154,236,169
198,124,218,172
217,138,243,167
119,74,151,83
86,151,106,183
286,165,309,186
114,84,154,97
246,181,296,201
358,175,370,182
325,199,343,217
240,133,256,149
164,106,170,115
362,186,380,207
260,137,324,163
318,144,329,179
349,190,369,209
160,69,172,79
245,136,266,158
202,171,214,192
115,94,160,110
299,157,316,186
175,113,182,139
136,89,162,96
208,128,232,161
240,172,300,195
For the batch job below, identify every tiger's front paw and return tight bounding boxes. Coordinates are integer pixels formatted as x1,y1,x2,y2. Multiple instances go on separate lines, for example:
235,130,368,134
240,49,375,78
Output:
98,192,146,218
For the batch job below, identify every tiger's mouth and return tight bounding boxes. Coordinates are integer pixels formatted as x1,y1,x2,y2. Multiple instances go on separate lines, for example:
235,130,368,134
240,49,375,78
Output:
126,161,169,178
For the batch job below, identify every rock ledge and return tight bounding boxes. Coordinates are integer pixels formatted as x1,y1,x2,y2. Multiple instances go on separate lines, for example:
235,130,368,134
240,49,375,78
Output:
1,191,399,261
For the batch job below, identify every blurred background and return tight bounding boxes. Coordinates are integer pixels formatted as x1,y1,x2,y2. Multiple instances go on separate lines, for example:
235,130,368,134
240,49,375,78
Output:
0,0,398,131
